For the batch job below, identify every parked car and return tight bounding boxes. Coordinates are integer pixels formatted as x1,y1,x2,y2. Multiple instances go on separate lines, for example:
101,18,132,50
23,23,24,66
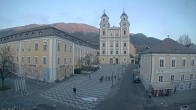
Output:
134,76,140,83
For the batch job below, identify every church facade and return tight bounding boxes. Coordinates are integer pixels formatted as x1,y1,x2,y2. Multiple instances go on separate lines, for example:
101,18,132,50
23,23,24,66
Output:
99,10,136,64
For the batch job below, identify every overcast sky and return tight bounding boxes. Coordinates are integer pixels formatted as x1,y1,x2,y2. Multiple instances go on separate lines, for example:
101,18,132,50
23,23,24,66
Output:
0,0,196,43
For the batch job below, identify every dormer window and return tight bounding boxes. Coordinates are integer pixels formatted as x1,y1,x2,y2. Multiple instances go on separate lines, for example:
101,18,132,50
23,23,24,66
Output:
15,35,17,38
31,32,34,35
39,31,42,35
25,33,28,37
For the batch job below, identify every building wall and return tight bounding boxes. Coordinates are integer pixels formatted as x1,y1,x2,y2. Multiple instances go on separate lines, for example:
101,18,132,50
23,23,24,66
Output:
0,35,97,82
140,53,196,91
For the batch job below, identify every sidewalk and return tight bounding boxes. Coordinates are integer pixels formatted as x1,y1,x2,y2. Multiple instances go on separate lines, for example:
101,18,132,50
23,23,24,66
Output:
153,88,196,110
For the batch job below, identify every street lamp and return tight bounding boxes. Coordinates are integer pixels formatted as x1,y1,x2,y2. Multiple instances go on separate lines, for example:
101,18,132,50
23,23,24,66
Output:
118,67,120,80
112,72,113,87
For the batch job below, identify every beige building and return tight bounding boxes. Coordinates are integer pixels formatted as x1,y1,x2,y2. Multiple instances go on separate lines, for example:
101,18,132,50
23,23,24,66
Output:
99,10,136,64
0,26,97,82
140,38,196,96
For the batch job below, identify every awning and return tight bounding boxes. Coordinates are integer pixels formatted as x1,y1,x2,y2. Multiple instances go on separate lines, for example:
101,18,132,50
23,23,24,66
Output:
151,82,174,90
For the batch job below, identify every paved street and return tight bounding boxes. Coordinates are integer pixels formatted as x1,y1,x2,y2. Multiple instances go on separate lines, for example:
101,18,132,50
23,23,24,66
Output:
41,64,124,110
1,64,196,110
94,64,147,110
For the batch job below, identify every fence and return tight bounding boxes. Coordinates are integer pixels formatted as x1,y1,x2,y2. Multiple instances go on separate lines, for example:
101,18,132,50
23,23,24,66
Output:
14,77,27,94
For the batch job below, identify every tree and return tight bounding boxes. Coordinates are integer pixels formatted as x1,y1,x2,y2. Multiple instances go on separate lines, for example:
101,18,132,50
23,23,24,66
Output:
81,53,94,71
0,45,16,88
178,34,191,45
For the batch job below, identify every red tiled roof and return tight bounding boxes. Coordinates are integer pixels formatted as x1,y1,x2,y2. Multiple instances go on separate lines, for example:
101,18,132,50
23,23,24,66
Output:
143,38,196,54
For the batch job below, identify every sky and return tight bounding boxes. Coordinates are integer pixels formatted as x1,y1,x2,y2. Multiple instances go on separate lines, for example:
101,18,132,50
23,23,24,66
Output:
0,0,196,43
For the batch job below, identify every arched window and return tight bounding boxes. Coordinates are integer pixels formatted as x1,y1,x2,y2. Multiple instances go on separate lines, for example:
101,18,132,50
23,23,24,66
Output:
124,30,126,35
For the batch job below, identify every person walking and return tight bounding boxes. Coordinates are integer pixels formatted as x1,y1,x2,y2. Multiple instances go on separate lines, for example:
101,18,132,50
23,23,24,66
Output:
73,87,76,95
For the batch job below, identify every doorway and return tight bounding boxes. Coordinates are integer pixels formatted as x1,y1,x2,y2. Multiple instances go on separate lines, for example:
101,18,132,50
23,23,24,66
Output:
110,58,113,64
116,58,118,64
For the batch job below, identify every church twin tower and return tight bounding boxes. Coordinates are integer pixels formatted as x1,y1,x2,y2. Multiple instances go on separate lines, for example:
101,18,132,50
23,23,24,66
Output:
99,10,135,64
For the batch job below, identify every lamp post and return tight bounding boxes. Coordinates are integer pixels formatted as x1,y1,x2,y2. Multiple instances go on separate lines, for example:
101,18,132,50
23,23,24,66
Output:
118,67,120,80
112,72,113,87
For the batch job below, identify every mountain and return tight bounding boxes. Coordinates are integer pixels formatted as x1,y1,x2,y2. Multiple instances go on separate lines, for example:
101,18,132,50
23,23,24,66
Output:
130,33,161,53
0,23,161,51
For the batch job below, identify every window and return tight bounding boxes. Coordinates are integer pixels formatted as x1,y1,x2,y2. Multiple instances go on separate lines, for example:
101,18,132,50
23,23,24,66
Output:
171,75,175,81
181,75,185,81
17,45,19,51
191,58,195,67
57,58,60,64
70,46,72,52
124,30,126,35
116,43,118,47
182,59,186,67
102,43,105,47
43,42,47,51
103,31,105,35
28,42,31,51
116,51,118,54
64,58,66,64
43,57,46,64
21,56,24,62
171,59,176,68
159,76,163,82
124,43,126,47
64,44,67,52
70,58,72,63
110,51,113,54
35,42,38,51
159,58,165,68
27,56,30,63
190,74,193,80
34,56,38,64
116,32,118,36
103,51,105,54
21,42,24,51
58,42,60,51
124,51,126,54
16,56,18,62
110,43,113,47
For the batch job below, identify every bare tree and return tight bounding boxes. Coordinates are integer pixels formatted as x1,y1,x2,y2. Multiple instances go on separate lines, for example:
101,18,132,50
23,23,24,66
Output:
81,53,94,71
178,34,191,45
0,46,16,88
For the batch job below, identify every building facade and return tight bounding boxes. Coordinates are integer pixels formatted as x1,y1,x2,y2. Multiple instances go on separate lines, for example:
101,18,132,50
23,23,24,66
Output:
140,38,196,96
0,26,97,82
99,10,136,64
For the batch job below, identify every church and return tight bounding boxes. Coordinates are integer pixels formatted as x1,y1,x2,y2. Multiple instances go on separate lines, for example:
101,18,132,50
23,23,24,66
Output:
99,10,136,64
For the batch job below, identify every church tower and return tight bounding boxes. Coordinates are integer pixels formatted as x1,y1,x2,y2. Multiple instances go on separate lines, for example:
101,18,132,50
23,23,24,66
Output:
99,10,135,64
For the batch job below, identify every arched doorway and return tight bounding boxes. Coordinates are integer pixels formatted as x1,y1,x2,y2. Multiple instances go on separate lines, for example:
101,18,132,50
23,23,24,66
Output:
131,60,134,64
116,58,118,64
110,58,113,64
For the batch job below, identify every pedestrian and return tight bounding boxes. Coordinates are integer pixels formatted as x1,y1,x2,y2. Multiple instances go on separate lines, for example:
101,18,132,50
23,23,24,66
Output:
73,87,76,95
89,74,91,80
108,76,110,81
174,87,176,93
114,75,116,80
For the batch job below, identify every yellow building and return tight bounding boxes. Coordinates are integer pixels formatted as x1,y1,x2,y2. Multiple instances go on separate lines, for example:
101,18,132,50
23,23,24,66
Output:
140,38,196,96
0,26,97,82
99,10,136,64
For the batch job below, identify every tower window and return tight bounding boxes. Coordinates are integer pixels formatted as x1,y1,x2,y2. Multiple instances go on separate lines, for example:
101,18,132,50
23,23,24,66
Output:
103,18,105,21
124,30,126,35
123,18,125,20
103,31,105,35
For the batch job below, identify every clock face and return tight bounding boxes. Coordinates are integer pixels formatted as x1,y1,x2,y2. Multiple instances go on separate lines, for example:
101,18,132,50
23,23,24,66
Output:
123,23,126,26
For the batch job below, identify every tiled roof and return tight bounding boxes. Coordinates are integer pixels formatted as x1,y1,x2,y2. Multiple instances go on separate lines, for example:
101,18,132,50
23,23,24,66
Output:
143,38,196,54
0,25,96,49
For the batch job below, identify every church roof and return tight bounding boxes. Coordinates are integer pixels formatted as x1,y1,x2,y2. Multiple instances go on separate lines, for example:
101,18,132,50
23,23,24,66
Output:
121,12,127,16
143,38,196,54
